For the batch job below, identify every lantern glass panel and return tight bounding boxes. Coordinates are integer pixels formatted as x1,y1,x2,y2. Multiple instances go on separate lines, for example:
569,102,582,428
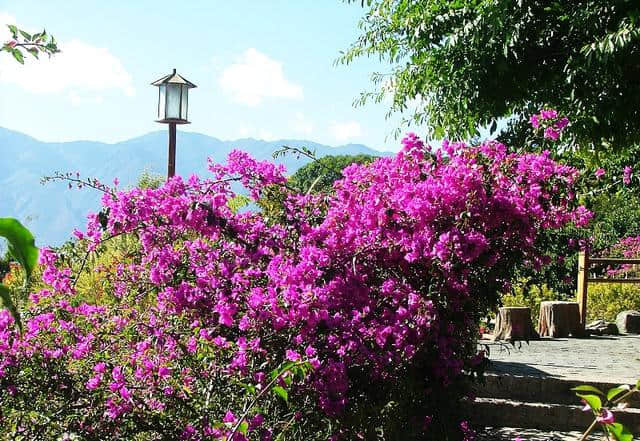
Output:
180,85,188,121
166,83,181,120
158,84,166,120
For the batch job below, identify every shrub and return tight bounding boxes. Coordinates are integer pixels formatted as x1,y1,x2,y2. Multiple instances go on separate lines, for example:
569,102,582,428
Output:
587,283,640,322
585,235,640,322
0,134,588,440
501,279,560,324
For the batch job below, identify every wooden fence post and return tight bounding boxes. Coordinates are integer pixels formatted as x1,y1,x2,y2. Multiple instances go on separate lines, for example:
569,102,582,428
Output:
577,250,589,328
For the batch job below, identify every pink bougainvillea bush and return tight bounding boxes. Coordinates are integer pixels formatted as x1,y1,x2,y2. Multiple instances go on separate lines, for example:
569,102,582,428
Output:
0,134,590,440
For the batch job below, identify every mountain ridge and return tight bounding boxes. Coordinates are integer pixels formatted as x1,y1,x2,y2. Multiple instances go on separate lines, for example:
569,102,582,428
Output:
1,126,391,247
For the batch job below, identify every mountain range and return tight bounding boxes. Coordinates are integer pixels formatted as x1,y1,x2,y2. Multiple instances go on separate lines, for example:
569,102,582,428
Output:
0,127,390,247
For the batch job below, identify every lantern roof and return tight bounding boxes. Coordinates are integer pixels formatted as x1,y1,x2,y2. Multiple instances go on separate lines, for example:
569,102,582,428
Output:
151,68,197,88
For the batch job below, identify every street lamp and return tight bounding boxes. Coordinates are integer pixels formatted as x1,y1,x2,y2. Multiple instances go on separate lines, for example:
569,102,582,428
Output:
151,68,197,179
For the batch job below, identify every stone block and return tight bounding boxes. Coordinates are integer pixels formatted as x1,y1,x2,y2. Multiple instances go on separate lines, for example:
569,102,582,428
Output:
616,310,640,334
585,319,619,336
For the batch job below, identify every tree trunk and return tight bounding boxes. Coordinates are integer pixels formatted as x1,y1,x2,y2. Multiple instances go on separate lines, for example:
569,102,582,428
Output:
493,307,539,341
538,301,583,338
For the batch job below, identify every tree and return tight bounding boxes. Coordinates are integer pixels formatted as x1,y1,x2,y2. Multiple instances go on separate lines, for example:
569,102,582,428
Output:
257,154,377,223
289,154,376,193
341,1,640,156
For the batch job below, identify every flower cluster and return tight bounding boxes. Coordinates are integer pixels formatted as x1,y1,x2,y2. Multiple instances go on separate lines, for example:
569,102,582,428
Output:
0,134,589,440
530,108,569,140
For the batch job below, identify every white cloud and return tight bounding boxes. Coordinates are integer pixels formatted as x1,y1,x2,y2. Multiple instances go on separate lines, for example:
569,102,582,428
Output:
258,129,276,141
0,13,135,100
68,91,104,107
0,12,17,41
329,121,362,142
292,112,313,135
234,125,277,141
219,48,303,106
237,125,252,138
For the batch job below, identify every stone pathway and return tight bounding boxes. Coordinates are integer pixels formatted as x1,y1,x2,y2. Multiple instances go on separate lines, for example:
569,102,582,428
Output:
480,335,640,384
478,427,603,440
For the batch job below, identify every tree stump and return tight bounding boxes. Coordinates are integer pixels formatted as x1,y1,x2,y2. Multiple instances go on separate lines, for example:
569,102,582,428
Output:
538,301,582,338
493,307,539,341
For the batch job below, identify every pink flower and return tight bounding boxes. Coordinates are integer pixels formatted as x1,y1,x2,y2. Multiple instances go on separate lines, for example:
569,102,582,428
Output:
597,408,615,425
540,109,558,119
305,345,316,357
544,127,559,140
286,349,301,362
624,166,632,185
223,410,236,423
158,366,171,379
556,117,569,130
119,385,132,401
85,375,101,390
595,168,606,179
529,114,540,128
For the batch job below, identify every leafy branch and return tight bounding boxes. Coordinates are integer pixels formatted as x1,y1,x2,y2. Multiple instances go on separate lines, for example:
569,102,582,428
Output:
573,380,639,441
227,361,312,440
2,24,59,64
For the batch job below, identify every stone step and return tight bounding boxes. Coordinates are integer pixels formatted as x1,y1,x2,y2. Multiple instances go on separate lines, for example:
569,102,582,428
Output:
477,427,603,440
465,398,640,433
473,373,640,407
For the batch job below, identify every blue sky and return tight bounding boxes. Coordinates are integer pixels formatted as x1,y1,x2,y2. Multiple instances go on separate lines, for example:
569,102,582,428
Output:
0,1,412,151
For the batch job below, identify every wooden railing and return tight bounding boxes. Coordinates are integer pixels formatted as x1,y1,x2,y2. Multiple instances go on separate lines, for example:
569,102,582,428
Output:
577,251,640,326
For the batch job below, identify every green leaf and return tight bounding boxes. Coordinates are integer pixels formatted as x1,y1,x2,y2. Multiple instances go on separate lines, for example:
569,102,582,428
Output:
270,361,295,380
19,30,31,41
0,284,21,330
238,382,256,395
608,422,633,441
11,49,24,64
7,24,18,38
0,218,39,280
572,385,604,395
577,394,602,412
238,421,249,435
272,385,288,402
636,379,640,389
607,386,629,402
26,47,39,59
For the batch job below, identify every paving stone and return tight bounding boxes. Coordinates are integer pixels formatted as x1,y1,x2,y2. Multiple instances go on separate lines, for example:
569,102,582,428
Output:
479,335,640,384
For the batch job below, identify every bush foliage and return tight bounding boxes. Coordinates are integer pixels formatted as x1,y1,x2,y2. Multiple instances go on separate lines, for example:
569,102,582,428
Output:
0,133,588,440
587,283,640,322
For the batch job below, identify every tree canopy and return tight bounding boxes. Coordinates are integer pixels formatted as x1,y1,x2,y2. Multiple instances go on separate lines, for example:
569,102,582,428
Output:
342,0,640,156
290,154,377,194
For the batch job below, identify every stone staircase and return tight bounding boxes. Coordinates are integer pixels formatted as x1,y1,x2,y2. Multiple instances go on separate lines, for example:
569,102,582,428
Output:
466,373,640,440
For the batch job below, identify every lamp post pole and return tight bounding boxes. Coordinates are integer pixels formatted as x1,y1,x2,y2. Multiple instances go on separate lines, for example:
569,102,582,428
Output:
168,122,176,179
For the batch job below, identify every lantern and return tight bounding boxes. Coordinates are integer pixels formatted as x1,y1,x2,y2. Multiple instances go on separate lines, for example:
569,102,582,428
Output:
152,68,196,124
